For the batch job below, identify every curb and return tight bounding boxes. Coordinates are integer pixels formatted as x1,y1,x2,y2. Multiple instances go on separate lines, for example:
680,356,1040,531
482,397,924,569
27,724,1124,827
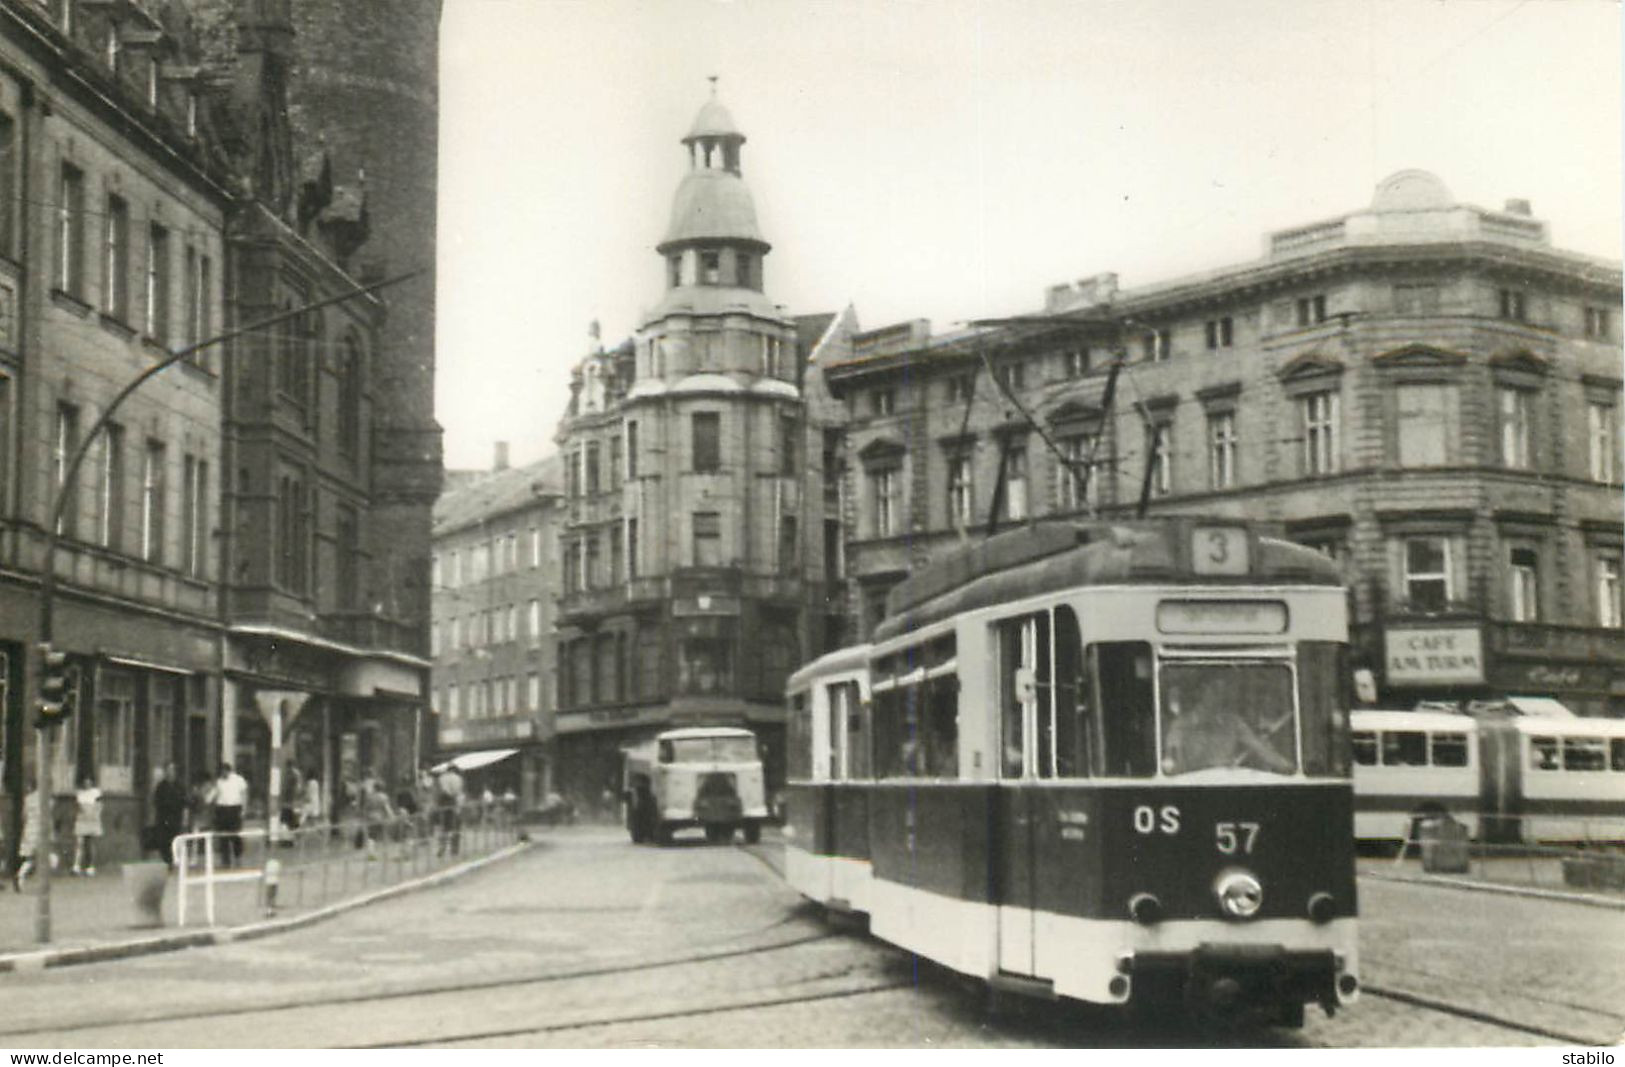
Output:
0,841,533,973
1361,868,1625,911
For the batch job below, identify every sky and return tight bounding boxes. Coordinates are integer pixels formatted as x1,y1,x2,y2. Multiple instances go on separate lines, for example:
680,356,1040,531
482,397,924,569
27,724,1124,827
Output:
434,0,1623,473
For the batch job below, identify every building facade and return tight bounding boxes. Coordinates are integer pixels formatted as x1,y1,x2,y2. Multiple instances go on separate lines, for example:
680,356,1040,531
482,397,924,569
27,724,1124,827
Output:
0,0,440,867
431,448,563,810
550,88,840,801
823,171,1625,716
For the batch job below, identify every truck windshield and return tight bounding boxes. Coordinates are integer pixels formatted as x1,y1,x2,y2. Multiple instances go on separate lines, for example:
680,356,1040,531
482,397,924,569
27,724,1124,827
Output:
1159,661,1297,775
666,736,758,763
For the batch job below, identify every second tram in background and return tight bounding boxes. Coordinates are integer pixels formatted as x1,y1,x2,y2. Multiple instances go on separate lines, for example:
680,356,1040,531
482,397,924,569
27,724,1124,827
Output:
784,518,1360,1028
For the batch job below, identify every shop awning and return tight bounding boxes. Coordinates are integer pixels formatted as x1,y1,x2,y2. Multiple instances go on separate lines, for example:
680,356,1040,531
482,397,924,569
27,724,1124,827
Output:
1506,696,1576,719
432,748,519,773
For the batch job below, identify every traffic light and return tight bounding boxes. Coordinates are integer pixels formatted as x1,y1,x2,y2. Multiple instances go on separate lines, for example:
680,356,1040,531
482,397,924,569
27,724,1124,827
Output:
37,643,69,725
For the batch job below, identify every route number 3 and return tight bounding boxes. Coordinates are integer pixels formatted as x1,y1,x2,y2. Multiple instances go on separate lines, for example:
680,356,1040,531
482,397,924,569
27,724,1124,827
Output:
1191,526,1248,576
1215,821,1260,854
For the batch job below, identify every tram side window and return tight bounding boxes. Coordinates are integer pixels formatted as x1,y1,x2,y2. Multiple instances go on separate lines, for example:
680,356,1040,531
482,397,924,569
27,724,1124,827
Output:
872,682,908,779
1351,731,1378,766
1430,732,1468,768
825,682,849,780
1090,641,1156,777
1613,739,1625,773
923,674,959,778
787,692,813,781
1381,731,1427,766
1298,641,1350,776
1531,736,1559,771
845,683,873,780
1563,736,1607,772
997,615,1051,777
1051,607,1090,778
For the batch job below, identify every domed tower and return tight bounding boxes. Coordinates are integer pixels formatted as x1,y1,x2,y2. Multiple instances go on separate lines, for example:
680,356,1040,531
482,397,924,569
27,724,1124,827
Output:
553,82,816,799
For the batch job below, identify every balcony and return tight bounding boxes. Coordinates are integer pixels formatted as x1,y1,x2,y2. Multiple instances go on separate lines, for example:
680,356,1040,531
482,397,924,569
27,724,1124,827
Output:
557,584,629,624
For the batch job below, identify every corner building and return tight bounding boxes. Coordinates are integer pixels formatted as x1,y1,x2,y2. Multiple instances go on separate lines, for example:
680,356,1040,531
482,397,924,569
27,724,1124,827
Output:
825,171,1624,716
553,89,835,800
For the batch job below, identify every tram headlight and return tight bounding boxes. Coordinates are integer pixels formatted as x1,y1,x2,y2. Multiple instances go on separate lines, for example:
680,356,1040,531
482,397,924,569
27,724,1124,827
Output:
1213,868,1264,919
1307,891,1337,924
1128,892,1163,926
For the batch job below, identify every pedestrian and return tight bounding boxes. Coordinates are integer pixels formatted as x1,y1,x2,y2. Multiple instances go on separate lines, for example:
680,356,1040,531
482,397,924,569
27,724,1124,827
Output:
361,779,394,859
189,771,216,832
213,763,249,867
14,781,40,891
303,771,323,828
435,765,464,857
152,763,190,868
481,786,495,825
72,776,103,876
279,762,304,837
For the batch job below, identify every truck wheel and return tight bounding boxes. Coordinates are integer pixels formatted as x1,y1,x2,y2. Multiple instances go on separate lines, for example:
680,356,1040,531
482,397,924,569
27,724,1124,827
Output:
654,821,674,847
743,821,761,845
705,825,730,844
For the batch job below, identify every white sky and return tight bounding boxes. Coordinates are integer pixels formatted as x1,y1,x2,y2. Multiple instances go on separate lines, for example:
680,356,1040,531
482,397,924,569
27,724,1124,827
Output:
434,0,1623,472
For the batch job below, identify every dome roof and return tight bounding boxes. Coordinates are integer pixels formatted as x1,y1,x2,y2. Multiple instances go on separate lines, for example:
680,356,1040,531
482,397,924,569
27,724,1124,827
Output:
685,98,745,143
658,169,769,250
1371,170,1454,212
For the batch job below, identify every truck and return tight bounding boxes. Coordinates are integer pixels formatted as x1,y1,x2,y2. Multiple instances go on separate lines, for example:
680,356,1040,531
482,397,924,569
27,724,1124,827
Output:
623,726,769,845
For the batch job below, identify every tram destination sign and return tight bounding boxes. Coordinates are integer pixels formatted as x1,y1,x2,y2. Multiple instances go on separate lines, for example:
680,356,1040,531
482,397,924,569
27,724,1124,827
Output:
1157,599,1288,634
1385,626,1484,686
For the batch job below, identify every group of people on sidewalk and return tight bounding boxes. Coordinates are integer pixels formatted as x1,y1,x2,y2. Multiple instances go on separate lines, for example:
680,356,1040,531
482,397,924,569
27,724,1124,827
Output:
5,776,105,890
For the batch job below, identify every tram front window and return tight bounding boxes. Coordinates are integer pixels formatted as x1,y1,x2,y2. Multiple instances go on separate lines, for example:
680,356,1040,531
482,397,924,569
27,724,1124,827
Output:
1160,663,1296,775
663,736,759,763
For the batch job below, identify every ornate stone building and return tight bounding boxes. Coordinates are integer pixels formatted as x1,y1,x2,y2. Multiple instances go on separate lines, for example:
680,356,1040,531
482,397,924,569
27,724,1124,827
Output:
824,171,1625,716
550,88,841,800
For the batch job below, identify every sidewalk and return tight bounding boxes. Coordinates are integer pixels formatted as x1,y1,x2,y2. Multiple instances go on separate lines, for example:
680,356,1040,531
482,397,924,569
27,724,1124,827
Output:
0,831,532,971
1359,855,1625,910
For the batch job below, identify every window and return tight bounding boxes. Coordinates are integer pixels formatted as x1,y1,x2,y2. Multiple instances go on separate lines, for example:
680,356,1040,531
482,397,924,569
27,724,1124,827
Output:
1404,536,1451,613
585,441,601,494
1149,423,1172,496
627,517,638,579
336,505,358,607
737,253,753,289
994,361,1026,391
759,335,782,377
430,622,440,657
780,415,798,475
1588,402,1617,482
1394,284,1440,314
1208,411,1236,489
778,514,798,572
692,511,721,566
141,440,165,563
98,423,124,549
1058,436,1098,511
1584,306,1613,340
1141,329,1170,362
692,412,720,472
1396,383,1453,466
1303,391,1340,475
1062,348,1090,378
1382,731,1427,767
871,469,897,537
528,672,541,712
528,598,541,642
181,455,208,577
1431,733,1469,768
585,533,601,588
1204,316,1233,350
625,421,638,479
54,403,80,538
699,250,720,285
1597,554,1622,628
946,374,974,405
450,618,461,651
1296,294,1328,326
1498,288,1527,322
1004,446,1028,519
946,452,974,526
96,670,135,787
1352,732,1377,766
145,223,169,342
338,338,362,457
608,435,622,489
1508,546,1539,621
1499,387,1533,469
56,164,84,296
1563,737,1608,772
871,389,894,416
668,254,682,288
103,195,128,319
0,112,15,257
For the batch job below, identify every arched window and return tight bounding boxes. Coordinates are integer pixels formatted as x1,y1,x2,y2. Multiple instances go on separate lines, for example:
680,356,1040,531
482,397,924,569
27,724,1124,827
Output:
338,334,364,457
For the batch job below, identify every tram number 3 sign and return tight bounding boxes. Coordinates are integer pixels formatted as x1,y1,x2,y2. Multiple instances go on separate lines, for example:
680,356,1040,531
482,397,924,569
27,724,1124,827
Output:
1133,806,1260,855
1191,525,1250,576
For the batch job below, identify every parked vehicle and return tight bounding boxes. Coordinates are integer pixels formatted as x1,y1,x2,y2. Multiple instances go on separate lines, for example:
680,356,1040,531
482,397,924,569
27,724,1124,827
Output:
623,726,769,845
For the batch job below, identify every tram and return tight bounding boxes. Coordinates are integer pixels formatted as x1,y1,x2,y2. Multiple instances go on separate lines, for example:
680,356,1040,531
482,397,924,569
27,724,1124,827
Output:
784,518,1359,1026
1351,706,1625,844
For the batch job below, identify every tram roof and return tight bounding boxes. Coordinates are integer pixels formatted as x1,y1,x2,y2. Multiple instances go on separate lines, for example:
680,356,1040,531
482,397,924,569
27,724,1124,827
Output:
787,643,872,691
874,518,1342,643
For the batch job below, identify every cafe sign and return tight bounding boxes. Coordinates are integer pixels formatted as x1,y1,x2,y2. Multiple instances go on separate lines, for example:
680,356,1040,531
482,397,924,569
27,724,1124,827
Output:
1385,626,1484,686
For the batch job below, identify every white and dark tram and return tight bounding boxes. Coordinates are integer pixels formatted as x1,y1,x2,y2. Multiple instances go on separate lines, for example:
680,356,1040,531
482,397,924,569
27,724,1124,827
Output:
784,518,1360,1026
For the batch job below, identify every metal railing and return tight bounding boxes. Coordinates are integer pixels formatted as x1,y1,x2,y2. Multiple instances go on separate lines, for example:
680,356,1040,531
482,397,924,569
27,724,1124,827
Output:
172,808,520,927
1386,814,1625,896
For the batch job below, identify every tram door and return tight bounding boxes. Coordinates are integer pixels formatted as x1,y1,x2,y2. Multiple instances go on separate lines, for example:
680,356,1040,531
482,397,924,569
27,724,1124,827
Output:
995,613,1047,976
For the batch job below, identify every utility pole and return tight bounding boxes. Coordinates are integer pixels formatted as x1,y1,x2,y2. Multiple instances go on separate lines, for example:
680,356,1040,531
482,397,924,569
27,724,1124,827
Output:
28,268,424,943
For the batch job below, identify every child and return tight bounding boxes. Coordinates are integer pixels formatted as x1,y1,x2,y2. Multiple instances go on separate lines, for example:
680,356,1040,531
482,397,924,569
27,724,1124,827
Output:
73,776,103,875
14,785,40,891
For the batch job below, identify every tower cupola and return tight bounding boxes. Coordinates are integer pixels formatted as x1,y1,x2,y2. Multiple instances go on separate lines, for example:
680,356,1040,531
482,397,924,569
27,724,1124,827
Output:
658,79,770,296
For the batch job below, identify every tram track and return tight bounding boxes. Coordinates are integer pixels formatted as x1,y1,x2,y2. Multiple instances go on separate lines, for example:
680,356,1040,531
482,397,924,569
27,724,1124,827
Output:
1361,982,1611,1046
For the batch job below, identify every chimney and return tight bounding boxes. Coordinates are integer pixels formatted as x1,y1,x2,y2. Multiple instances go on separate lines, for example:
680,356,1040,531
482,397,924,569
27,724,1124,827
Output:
1504,198,1532,217
493,441,510,472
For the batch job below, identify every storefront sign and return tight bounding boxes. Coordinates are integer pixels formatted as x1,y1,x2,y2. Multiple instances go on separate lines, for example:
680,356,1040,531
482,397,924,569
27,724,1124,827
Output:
1385,627,1484,686
1490,660,1613,693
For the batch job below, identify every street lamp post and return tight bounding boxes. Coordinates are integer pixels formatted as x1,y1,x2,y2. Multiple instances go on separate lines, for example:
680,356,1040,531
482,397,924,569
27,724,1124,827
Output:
27,267,424,943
